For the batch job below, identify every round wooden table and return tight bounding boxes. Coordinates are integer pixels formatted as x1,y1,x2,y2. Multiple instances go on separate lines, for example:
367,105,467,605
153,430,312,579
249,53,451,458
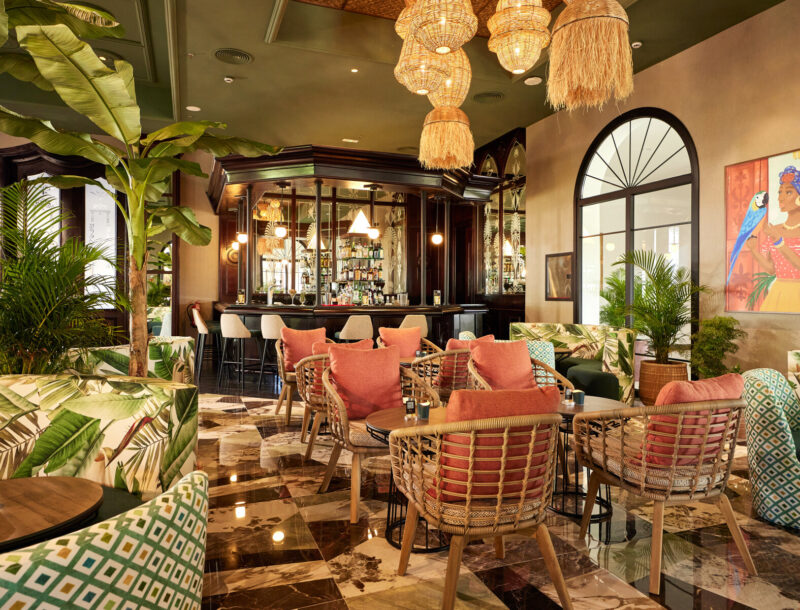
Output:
0,477,104,553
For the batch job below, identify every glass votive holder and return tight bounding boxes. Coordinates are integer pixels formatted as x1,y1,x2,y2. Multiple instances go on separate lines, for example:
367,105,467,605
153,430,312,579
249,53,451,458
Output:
573,390,585,406
417,401,430,420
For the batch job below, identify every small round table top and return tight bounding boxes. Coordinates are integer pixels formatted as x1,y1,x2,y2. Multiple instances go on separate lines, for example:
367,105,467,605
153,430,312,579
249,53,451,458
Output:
0,477,104,552
558,395,626,418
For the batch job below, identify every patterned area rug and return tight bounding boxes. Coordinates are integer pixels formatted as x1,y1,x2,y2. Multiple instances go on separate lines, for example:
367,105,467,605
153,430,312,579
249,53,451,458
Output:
198,393,800,610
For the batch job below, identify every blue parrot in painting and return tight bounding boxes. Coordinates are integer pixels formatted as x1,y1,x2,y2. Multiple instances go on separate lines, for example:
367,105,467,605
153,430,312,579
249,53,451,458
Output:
727,191,768,284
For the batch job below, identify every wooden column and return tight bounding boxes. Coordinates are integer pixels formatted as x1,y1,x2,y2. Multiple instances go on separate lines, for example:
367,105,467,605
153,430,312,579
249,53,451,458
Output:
315,179,322,305
245,184,253,304
444,196,451,304
420,190,427,305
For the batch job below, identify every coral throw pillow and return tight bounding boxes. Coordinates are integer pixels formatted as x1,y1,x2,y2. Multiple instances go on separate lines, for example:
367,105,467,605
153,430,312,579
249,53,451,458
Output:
432,387,560,502
329,344,402,420
281,327,326,372
312,339,373,355
645,373,744,466
470,341,536,390
435,335,495,389
379,327,421,358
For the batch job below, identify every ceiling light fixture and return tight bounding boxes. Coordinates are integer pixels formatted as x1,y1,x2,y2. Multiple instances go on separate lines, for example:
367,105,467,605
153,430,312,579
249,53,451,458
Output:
236,232,248,244
631,41,643,49
274,226,288,239
347,209,372,235
524,76,543,86
342,138,359,143
394,36,449,96
431,198,444,245
185,105,201,112
367,227,380,240
351,68,359,73
428,48,471,108
411,0,477,55
488,0,551,76
223,76,235,84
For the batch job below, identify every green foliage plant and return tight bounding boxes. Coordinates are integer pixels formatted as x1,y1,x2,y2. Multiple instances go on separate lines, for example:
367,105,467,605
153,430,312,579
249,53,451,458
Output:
687,316,746,379
599,268,645,331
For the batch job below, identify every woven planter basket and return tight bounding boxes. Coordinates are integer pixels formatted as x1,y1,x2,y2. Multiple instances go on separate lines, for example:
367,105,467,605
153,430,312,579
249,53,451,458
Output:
639,360,688,405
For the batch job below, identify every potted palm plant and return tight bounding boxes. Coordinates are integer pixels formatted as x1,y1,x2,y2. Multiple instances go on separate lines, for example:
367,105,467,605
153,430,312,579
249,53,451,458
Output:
614,251,706,404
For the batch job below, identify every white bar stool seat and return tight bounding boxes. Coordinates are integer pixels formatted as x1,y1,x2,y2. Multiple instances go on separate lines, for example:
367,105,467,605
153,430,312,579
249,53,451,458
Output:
217,313,254,390
258,315,286,391
400,314,428,338
338,315,374,341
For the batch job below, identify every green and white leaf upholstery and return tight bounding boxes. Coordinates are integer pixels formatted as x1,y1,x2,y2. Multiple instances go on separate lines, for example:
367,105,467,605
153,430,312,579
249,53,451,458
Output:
0,375,198,497
457,331,477,341
0,471,208,610
742,369,800,530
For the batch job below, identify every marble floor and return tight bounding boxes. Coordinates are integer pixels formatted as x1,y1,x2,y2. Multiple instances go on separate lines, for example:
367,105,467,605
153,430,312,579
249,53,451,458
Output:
197,381,800,610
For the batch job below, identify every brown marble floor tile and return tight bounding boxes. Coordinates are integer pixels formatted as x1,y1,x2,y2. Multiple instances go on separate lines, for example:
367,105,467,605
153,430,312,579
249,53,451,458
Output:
201,577,344,609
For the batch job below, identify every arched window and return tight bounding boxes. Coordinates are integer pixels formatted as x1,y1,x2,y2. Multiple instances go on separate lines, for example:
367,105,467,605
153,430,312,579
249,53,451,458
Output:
575,108,699,327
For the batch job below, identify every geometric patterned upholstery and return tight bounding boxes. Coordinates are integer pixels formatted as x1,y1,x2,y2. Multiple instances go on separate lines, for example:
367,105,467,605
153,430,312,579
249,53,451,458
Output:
742,369,800,530
457,331,477,341
0,471,208,610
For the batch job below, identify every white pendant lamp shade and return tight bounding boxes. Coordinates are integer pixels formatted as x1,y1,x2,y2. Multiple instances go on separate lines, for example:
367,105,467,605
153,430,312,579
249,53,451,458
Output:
394,36,450,95
411,0,477,55
347,209,372,234
488,0,551,75
428,48,471,108
307,232,326,250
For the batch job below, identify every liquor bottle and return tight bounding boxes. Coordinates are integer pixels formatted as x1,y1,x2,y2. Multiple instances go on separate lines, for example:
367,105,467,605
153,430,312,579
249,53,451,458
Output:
379,245,384,259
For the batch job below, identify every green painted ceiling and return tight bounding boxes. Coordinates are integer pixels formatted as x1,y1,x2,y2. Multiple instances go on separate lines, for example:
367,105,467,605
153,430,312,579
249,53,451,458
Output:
0,0,787,151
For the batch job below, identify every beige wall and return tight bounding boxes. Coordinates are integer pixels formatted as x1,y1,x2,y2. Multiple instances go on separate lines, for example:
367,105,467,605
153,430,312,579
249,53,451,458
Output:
525,0,800,373
177,150,219,335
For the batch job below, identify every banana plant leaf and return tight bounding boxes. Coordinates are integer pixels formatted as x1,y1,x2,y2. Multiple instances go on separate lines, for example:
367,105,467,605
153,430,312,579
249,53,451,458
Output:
114,58,135,103
149,341,177,380
0,53,53,90
141,120,225,149
128,157,206,185
0,384,38,431
17,24,140,144
0,104,118,165
147,205,212,246
193,134,282,157
0,0,8,46
12,408,100,477
6,0,123,38
85,348,130,375
64,393,148,421
34,376,82,414
159,388,197,490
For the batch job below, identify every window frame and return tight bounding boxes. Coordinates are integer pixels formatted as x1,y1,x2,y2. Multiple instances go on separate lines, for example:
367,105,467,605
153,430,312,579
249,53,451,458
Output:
573,108,700,332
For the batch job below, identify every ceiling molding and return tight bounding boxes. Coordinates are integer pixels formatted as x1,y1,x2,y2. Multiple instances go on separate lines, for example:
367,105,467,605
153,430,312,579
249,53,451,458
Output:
265,0,289,44
164,0,180,121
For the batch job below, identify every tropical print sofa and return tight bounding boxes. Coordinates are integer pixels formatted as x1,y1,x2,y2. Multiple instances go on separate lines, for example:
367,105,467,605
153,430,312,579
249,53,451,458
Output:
0,471,208,609
0,374,198,497
66,337,195,383
509,322,636,405
742,368,800,530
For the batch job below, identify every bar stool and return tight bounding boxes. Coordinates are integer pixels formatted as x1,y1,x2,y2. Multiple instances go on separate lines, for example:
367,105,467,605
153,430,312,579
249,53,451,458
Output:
258,314,286,391
192,309,210,385
217,313,255,390
400,314,428,338
336,315,373,341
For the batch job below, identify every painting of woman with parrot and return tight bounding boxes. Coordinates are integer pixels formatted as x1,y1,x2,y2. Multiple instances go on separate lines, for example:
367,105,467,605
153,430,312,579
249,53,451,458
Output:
725,151,800,313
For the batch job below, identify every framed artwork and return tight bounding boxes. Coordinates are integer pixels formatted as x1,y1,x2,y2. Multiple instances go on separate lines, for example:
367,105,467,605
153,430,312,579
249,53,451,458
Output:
545,252,573,301
725,149,800,313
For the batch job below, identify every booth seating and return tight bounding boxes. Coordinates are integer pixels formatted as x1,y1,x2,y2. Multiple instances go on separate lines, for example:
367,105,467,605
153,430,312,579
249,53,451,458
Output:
0,472,208,609
510,322,636,405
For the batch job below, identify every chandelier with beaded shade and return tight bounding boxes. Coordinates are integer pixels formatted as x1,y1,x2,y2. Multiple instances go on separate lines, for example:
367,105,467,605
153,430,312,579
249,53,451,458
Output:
411,0,477,55
394,36,450,95
488,0,551,75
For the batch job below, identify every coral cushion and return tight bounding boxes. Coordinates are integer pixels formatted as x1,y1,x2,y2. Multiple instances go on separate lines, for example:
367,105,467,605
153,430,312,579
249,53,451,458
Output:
312,338,373,355
432,387,560,502
645,373,744,466
470,341,536,390
435,335,495,388
379,327,421,358
329,345,402,420
281,327,326,372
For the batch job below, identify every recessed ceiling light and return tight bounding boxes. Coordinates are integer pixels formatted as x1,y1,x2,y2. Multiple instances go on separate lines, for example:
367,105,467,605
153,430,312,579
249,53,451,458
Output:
98,55,107,61
342,138,359,143
350,68,359,73
524,76,543,86
186,105,201,112
223,76,234,84
631,41,643,49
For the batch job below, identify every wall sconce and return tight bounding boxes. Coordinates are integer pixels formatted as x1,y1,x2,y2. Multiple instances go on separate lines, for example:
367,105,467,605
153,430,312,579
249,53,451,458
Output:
236,232,248,244
431,233,443,245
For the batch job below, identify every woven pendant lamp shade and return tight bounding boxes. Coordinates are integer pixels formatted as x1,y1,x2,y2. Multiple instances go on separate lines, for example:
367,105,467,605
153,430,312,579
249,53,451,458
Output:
411,0,478,55
419,107,474,170
487,0,550,75
395,0,419,39
395,36,450,95
428,48,471,107
547,0,633,110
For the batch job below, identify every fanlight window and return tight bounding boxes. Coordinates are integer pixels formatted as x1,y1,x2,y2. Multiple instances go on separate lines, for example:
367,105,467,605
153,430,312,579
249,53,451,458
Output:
480,155,499,177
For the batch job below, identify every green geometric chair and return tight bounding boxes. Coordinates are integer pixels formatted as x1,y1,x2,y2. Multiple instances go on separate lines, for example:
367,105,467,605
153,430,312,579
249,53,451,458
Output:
0,471,209,609
457,331,477,341
742,369,800,530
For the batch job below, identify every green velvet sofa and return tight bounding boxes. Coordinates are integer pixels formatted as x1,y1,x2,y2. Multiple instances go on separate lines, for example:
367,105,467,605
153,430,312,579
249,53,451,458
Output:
0,374,198,497
509,322,636,405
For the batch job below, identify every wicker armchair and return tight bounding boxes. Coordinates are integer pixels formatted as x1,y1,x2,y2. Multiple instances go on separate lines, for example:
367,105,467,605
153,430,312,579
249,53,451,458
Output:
321,367,441,524
377,336,443,358
389,414,572,610
295,353,330,460
411,349,471,404
276,337,333,426
467,357,574,393
572,398,756,594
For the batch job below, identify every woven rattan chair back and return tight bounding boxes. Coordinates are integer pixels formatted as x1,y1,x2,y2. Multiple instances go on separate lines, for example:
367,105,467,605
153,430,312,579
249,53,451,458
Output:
295,354,330,407
467,358,573,394
411,349,471,402
376,336,443,356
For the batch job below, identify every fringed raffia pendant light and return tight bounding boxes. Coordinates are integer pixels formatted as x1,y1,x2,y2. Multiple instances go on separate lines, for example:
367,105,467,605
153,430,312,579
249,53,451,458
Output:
395,0,419,39
487,0,550,75
394,36,450,95
419,107,474,170
411,0,478,55
428,48,471,107
546,0,633,110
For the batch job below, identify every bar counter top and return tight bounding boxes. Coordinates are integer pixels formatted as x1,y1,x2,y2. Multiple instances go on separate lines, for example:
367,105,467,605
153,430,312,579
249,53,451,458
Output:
217,303,466,316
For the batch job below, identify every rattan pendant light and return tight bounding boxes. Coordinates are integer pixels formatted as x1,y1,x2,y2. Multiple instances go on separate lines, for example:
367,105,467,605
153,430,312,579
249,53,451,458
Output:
428,48,471,107
419,107,474,170
394,36,450,95
411,0,478,55
546,0,633,110
487,0,551,75
395,0,419,39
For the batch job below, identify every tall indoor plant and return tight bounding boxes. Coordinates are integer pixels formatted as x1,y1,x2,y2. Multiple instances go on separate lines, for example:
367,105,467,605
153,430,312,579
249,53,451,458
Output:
0,19,279,376
614,250,706,404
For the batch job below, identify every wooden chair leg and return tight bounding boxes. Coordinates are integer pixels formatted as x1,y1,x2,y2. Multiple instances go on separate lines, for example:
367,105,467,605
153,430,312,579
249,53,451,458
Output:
718,494,757,575
275,383,287,415
398,502,419,576
300,405,311,443
579,470,602,539
350,452,361,524
285,384,294,426
649,501,665,595
536,524,573,610
442,535,466,610
304,412,323,461
319,444,342,493
494,536,505,559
